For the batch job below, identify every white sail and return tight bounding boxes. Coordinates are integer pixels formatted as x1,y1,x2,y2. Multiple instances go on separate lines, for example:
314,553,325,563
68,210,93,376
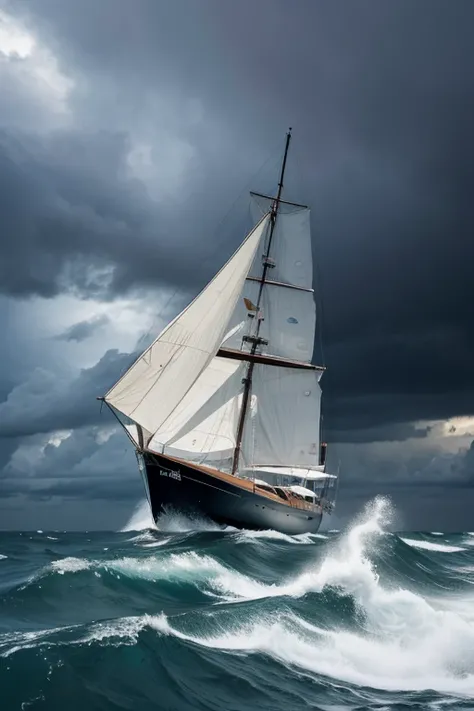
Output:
148,355,246,465
249,193,314,289
222,195,316,363
105,212,270,437
222,279,316,362
106,179,323,476
241,365,323,469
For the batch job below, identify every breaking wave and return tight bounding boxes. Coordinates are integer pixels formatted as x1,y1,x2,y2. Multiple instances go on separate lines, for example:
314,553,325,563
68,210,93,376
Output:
2,497,474,710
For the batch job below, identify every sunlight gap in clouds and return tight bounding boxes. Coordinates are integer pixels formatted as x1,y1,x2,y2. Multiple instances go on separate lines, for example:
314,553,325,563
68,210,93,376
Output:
441,416,474,438
16,287,181,371
0,9,73,117
47,429,73,448
412,417,474,452
0,10,34,58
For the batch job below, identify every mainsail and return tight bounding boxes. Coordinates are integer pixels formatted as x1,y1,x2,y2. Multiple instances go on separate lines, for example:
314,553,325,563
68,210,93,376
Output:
240,364,323,470
105,132,324,474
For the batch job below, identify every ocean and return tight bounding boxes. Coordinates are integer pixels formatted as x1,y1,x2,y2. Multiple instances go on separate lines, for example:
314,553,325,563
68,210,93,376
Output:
2,497,474,711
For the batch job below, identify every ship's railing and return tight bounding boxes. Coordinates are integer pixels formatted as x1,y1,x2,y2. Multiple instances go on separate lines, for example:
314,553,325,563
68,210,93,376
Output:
253,482,322,513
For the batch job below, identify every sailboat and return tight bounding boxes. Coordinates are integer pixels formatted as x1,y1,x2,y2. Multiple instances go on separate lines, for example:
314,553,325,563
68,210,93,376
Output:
99,129,338,535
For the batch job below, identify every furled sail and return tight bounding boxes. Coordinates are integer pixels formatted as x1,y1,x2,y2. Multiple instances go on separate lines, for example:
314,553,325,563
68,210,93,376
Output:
104,212,271,438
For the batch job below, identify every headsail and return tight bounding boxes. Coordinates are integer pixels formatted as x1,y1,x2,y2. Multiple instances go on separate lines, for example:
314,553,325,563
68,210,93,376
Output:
105,212,271,440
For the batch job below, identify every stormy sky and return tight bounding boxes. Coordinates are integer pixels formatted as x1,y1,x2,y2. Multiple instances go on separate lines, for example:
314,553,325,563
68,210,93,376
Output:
1,0,473,531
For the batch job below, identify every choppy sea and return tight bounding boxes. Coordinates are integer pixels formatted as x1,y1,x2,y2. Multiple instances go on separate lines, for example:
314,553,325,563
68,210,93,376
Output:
2,497,474,710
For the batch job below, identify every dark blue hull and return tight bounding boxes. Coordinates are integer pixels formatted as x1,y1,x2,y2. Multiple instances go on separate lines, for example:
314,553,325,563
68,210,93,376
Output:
141,451,323,535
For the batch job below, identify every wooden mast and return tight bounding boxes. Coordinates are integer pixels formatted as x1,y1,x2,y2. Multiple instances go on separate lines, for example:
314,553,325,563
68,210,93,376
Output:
231,128,293,475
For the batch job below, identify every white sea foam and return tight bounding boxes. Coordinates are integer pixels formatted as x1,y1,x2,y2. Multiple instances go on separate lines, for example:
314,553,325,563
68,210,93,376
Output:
120,500,157,532
103,552,225,584
6,497,474,696
0,553,7,560
38,499,393,603
0,624,78,658
146,608,474,696
127,531,158,543
50,557,92,574
234,529,323,545
120,499,231,534
141,539,171,548
400,538,466,553
93,498,387,602
45,550,265,598
156,509,230,533
78,617,146,646
136,498,474,695
6,599,474,696
100,551,287,599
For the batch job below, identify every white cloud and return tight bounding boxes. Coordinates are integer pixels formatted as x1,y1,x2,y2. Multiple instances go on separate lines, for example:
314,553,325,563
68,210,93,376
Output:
0,9,73,123
0,10,34,58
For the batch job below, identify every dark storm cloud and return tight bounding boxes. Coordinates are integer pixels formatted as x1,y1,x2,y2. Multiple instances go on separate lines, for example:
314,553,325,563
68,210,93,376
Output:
1,476,138,501
1,0,474,528
0,348,136,438
1,427,140,504
54,314,109,342
3,0,471,436
328,422,432,445
327,439,474,530
0,129,213,300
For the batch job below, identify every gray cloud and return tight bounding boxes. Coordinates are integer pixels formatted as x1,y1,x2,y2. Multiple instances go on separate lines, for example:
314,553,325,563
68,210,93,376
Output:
0,129,207,300
0,348,135,438
1,427,140,505
1,0,474,528
54,314,109,342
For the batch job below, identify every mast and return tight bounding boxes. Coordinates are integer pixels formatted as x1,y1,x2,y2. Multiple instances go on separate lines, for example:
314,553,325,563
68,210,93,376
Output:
231,128,293,475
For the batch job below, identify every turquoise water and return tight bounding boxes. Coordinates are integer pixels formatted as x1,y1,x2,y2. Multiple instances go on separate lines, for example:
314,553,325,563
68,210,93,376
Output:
2,498,474,710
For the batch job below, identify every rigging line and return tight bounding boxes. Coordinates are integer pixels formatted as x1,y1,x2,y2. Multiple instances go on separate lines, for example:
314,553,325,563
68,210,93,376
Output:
133,288,183,352
198,135,291,271
99,400,138,448
109,287,186,390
